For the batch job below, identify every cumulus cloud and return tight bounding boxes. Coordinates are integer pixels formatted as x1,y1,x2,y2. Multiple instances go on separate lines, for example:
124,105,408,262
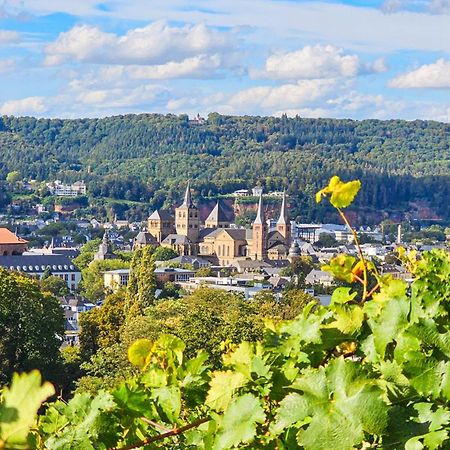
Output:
0,96,47,116
254,45,386,81
0,29,20,44
389,59,450,88
44,21,236,66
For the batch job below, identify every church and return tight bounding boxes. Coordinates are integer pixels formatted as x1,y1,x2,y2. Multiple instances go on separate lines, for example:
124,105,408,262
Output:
146,182,293,266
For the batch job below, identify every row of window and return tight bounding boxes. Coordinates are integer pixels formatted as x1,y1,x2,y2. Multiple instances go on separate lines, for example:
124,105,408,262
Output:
7,264,76,272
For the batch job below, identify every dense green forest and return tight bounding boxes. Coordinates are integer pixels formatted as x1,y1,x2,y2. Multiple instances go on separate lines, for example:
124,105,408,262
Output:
1,113,449,223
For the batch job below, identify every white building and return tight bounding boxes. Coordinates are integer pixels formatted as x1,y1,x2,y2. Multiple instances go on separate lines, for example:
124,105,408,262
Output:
0,254,81,291
47,180,87,197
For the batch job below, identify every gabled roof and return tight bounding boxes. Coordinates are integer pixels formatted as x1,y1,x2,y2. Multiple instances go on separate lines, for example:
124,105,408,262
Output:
205,200,230,224
0,228,28,244
161,234,191,245
148,210,173,221
0,255,80,273
134,231,156,244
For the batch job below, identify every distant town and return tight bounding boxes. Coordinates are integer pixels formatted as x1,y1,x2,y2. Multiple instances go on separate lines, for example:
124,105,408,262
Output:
1,177,446,346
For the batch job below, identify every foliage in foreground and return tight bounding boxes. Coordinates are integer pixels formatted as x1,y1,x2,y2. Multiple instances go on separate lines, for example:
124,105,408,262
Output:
2,176,450,449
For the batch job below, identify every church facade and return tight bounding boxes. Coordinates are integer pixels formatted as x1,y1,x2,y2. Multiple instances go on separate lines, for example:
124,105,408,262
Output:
146,182,293,266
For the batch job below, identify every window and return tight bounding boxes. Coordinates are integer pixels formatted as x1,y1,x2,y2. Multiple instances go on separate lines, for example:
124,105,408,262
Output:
71,274,75,281
64,274,69,281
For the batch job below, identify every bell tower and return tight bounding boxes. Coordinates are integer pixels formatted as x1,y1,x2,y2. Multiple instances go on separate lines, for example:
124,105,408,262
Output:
251,192,267,260
175,181,200,242
276,191,291,242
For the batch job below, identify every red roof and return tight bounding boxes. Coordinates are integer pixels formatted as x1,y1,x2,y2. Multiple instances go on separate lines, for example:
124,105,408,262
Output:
0,228,28,244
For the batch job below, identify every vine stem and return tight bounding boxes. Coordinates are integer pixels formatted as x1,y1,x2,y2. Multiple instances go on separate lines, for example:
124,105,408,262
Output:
337,208,368,301
109,418,209,450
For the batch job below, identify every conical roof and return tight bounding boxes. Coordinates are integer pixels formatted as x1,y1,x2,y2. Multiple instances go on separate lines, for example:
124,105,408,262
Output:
277,191,289,225
254,191,265,225
181,181,193,208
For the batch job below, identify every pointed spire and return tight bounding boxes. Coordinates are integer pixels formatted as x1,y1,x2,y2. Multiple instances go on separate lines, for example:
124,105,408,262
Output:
181,180,193,208
277,190,289,225
254,191,264,225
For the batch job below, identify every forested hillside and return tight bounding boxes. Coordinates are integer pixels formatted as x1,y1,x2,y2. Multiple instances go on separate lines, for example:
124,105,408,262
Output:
1,113,449,222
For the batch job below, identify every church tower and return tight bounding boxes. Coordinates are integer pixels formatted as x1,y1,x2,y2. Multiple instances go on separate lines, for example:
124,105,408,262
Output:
251,192,267,260
175,181,200,242
276,191,291,242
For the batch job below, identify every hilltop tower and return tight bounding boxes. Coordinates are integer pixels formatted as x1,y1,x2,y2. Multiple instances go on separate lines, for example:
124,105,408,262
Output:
276,191,291,242
175,181,200,242
251,192,267,260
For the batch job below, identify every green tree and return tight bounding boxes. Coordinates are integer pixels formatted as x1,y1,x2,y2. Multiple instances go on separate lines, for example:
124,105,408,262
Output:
126,246,157,313
195,266,214,277
0,268,65,385
281,255,314,288
315,232,339,247
6,170,20,185
40,275,70,297
72,239,101,270
151,246,178,261
78,290,126,364
79,258,129,301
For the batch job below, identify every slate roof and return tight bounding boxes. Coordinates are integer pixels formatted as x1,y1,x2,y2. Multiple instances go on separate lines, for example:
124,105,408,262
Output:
148,210,173,221
205,201,231,223
134,231,157,245
161,234,192,245
0,255,80,273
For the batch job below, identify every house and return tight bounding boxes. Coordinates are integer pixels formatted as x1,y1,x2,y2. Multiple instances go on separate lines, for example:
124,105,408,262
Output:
161,255,211,269
0,228,28,255
305,269,334,287
47,180,87,197
0,254,81,291
103,269,130,292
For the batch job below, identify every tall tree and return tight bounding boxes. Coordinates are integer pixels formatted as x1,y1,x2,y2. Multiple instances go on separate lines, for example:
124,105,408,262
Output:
0,268,65,384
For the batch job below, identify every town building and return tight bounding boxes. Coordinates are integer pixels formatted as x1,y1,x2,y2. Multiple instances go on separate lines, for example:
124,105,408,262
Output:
142,182,294,267
0,228,28,255
0,254,81,291
47,180,87,197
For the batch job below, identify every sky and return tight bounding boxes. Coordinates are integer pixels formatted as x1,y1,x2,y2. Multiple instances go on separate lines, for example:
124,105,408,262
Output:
0,0,449,121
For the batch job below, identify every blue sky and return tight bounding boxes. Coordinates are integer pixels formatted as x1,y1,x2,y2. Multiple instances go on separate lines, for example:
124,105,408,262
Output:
0,0,448,121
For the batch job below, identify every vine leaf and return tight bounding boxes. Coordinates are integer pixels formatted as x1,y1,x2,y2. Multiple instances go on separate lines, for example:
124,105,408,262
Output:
0,371,54,446
316,176,361,209
213,394,265,450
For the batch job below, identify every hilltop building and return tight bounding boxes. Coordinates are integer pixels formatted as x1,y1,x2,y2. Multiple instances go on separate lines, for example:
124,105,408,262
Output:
144,182,293,266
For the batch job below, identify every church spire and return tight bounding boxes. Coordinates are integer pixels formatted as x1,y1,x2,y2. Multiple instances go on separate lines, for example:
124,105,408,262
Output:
254,191,264,225
181,180,193,208
277,190,288,225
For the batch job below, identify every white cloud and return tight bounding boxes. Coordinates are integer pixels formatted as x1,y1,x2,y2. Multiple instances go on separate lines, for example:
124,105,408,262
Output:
255,45,360,80
254,45,387,81
0,29,20,44
429,0,450,14
0,96,47,115
45,21,236,67
382,0,450,14
0,58,16,74
389,59,450,88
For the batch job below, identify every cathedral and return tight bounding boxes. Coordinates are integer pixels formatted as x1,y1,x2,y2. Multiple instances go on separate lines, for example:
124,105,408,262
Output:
147,182,293,266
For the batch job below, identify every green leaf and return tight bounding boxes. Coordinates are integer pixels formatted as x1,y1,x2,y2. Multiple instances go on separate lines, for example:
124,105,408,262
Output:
0,370,54,446
271,393,309,434
128,338,152,369
330,287,357,305
322,254,357,283
326,304,364,334
213,394,265,450
153,386,181,423
206,371,247,411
